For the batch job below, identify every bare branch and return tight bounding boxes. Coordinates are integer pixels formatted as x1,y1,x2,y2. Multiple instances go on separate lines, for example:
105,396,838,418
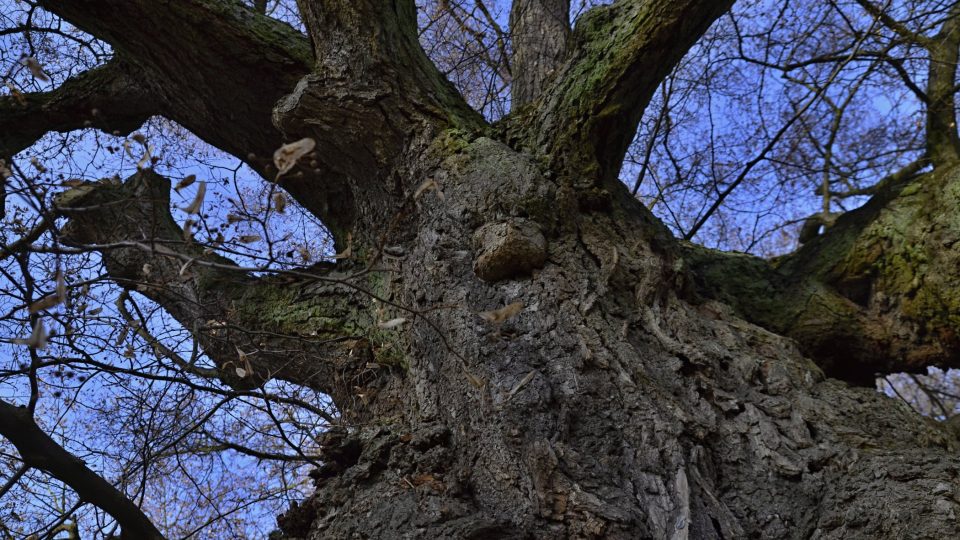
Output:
0,58,154,158
0,400,165,539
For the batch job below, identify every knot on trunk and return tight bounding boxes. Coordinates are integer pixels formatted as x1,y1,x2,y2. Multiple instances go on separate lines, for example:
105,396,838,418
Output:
473,218,547,282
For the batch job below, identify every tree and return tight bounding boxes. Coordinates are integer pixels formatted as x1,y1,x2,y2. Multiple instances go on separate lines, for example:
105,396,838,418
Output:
2,0,960,538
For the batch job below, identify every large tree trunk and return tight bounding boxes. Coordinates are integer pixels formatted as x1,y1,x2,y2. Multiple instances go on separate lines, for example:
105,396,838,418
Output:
12,0,960,538
259,138,960,540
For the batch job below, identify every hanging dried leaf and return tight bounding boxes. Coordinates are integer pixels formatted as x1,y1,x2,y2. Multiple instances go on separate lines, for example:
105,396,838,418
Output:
174,174,196,191
273,137,316,177
182,182,206,215
16,319,49,350
88,307,102,316
507,370,536,399
182,219,195,243
4,83,26,106
297,245,312,263
21,56,50,82
29,157,46,173
272,191,287,213
238,234,262,244
478,302,523,324
28,294,61,314
55,270,66,301
32,320,49,349
226,213,245,225
377,317,408,329
116,325,129,346
463,369,485,389
334,232,353,260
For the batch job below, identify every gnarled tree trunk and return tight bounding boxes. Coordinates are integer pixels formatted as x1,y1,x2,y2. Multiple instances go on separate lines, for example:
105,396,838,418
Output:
6,0,960,538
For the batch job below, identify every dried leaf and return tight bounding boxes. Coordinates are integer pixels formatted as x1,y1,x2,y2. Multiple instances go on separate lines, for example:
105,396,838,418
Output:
297,245,312,263
478,302,523,324
272,191,288,213
414,179,437,200
182,219,195,243
88,307,103,316
238,235,261,244
27,319,48,350
333,232,353,260
273,137,316,177
4,83,26,106
21,56,50,82
28,294,60,314
464,369,486,389
174,174,196,191
116,325,129,346
507,370,536,399
226,213,245,225
182,182,206,215
55,270,66,301
377,317,407,329
29,157,46,173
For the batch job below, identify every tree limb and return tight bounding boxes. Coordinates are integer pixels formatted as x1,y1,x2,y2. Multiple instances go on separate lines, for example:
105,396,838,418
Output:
53,171,377,406
0,400,165,539
0,58,154,158
505,0,733,186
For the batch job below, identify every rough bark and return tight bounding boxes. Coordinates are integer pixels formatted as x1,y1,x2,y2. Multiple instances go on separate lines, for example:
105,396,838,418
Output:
926,3,960,166
267,133,960,539
12,0,960,538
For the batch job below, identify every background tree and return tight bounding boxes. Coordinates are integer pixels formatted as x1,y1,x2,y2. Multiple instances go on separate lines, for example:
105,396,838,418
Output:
1,0,960,538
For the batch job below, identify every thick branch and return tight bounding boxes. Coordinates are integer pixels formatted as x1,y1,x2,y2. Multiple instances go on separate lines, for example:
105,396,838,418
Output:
273,0,483,243
684,160,960,384
0,58,153,158
505,0,733,185
53,171,376,406
0,400,164,539
509,0,571,106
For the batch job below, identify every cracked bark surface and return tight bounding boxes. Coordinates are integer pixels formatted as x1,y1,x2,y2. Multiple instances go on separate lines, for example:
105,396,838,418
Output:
8,0,960,537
